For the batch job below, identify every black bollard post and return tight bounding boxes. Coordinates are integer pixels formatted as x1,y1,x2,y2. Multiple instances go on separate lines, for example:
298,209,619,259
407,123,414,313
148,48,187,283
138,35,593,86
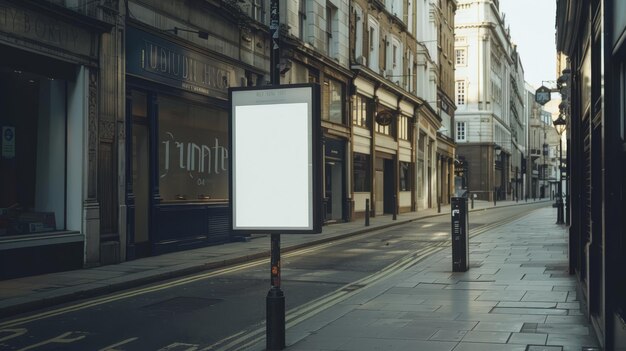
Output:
365,199,370,226
392,195,397,220
471,194,474,209
493,188,497,206
266,234,285,350
437,196,441,213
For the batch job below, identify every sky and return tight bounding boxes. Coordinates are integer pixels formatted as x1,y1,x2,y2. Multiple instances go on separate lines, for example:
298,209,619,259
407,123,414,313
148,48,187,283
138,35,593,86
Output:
498,0,557,89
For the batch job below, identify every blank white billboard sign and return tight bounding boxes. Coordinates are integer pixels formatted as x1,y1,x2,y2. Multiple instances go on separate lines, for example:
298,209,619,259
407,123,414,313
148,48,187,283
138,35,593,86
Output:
230,85,321,233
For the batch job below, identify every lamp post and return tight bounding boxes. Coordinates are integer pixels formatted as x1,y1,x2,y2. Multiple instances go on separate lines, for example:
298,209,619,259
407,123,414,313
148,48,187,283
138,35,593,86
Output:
553,114,566,225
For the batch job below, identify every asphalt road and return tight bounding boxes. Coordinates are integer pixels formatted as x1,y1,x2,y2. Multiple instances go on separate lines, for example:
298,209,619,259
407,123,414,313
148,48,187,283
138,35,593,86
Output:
0,203,548,351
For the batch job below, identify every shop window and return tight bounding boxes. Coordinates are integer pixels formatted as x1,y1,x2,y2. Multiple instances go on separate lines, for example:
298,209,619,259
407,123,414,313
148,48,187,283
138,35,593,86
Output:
398,115,411,140
399,162,411,191
353,153,371,192
322,78,344,124
158,95,229,202
352,94,370,127
0,69,66,235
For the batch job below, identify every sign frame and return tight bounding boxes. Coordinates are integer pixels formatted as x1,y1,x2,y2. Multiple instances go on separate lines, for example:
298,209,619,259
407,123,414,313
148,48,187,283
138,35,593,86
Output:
535,86,552,105
229,84,322,234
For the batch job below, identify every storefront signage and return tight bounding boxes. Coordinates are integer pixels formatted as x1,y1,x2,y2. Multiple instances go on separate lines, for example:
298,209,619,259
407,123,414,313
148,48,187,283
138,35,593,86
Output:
535,86,551,105
1,126,15,159
0,1,94,59
375,110,394,126
127,27,234,99
230,84,322,234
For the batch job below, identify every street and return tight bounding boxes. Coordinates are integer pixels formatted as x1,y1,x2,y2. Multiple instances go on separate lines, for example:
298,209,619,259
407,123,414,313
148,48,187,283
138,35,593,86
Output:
0,203,548,351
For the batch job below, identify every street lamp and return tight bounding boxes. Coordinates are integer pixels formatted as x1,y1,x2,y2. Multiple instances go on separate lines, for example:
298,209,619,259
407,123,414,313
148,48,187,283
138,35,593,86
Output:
553,114,566,224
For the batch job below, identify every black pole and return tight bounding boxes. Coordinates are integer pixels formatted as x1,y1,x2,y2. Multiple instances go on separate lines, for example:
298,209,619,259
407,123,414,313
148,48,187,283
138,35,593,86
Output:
267,234,285,350
493,188,497,206
556,138,564,224
471,193,474,209
437,196,441,213
393,195,397,220
266,1,285,349
365,199,370,226
270,0,280,86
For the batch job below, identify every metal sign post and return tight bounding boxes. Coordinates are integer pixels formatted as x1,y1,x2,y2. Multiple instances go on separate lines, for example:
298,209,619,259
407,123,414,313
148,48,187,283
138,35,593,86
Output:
230,84,321,350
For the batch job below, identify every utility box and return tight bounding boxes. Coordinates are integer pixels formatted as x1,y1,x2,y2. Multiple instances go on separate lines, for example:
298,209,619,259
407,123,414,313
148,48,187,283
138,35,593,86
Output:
451,197,469,272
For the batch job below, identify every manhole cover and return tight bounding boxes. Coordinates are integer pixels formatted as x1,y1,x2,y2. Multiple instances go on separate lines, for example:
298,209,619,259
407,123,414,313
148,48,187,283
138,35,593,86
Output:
526,346,563,351
142,297,222,313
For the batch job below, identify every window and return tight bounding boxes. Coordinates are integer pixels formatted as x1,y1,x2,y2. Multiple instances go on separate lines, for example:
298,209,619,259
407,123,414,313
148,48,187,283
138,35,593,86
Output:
455,48,466,65
399,162,411,191
326,3,337,57
299,0,307,41
352,94,370,127
367,18,379,70
0,70,69,235
456,80,466,105
322,78,343,124
253,0,264,22
353,153,371,192
375,113,392,135
398,115,411,140
354,5,363,58
456,121,466,141
158,95,229,202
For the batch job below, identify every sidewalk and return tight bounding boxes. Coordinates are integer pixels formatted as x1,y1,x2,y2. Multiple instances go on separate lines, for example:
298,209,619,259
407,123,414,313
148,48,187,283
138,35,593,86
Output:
279,207,599,351
0,198,549,319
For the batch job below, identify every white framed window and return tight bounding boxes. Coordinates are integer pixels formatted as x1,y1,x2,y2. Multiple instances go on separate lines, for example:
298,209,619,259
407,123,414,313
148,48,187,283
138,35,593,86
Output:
354,5,363,59
456,121,466,142
455,48,466,66
456,80,466,105
367,18,379,70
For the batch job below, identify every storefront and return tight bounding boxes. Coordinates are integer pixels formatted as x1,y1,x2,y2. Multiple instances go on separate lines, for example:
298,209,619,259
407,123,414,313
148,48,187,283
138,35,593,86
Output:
0,1,110,279
125,24,259,258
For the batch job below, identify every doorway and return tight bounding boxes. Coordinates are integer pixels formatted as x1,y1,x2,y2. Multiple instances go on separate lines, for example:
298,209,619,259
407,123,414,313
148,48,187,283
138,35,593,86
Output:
324,161,343,221
130,90,150,257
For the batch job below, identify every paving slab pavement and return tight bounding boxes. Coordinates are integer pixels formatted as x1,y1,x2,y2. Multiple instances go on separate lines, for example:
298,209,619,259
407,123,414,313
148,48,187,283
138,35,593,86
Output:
0,198,596,350
269,207,600,351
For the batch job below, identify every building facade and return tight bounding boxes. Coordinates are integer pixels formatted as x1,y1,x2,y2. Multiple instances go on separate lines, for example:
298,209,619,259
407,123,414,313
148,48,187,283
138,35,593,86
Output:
454,0,523,201
556,0,626,348
0,0,122,279
0,0,458,279
434,0,457,204
123,0,269,258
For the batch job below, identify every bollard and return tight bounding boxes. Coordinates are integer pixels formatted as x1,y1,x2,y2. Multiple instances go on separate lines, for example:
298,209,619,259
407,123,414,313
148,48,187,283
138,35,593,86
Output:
392,195,397,220
437,196,441,213
493,188,497,206
451,197,469,272
471,194,474,209
365,199,370,226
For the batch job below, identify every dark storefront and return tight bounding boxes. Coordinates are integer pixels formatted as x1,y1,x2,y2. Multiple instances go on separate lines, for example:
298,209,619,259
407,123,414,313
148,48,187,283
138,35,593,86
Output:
125,25,247,258
557,0,626,348
0,1,109,279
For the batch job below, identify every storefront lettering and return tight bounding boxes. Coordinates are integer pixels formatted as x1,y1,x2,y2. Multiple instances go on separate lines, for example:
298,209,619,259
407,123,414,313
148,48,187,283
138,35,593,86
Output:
0,4,81,49
143,42,231,92
161,132,228,179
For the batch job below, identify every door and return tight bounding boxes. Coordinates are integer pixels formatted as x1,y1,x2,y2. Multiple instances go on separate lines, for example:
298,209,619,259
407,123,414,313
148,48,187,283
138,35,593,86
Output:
131,90,150,258
324,161,343,221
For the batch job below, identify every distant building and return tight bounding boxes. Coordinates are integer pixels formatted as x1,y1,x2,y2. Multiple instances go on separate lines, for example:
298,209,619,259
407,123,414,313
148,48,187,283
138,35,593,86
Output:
454,0,524,201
